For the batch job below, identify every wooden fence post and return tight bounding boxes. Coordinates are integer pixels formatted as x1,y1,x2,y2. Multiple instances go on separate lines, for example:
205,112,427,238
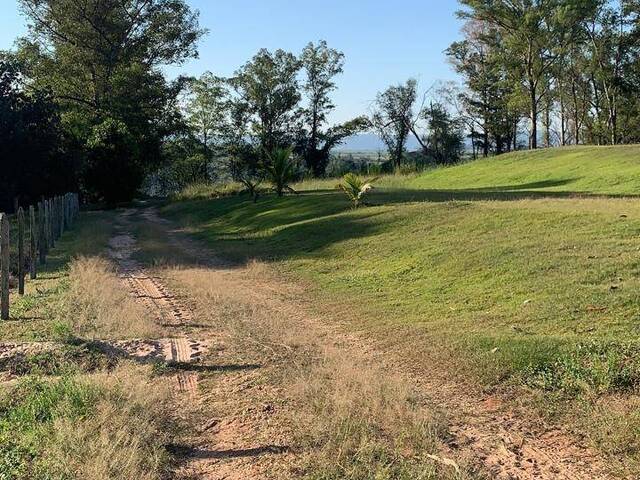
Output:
29,205,37,279
38,201,46,264
54,197,59,239
48,199,54,248
44,200,50,249
17,208,25,295
63,194,68,230
53,198,58,241
0,214,9,320
59,196,64,237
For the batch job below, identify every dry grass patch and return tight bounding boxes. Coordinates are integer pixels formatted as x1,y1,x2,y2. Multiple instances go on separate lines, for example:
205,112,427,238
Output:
63,256,161,339
0,363,174,480
165,264,482,479
294,346,478,480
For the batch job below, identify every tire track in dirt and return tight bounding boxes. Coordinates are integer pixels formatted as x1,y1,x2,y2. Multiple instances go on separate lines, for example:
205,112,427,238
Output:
138,206,621,480
107,211,202,396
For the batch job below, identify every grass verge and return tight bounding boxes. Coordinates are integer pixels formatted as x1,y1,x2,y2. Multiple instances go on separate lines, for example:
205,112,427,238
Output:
0,364,173,480
2,211,116,342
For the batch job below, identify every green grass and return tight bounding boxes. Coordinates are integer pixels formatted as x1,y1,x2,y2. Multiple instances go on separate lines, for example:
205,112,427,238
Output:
0,376,101,478
163,145,640,467
0,366,172,480
163,146,640,390
2,211,116,342
409,145,640,196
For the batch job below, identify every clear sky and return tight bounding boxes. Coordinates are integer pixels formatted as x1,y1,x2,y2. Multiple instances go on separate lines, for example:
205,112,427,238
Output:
0,0,464,124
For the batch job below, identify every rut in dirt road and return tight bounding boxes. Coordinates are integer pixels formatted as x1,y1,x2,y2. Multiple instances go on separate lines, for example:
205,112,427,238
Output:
107,213,205,396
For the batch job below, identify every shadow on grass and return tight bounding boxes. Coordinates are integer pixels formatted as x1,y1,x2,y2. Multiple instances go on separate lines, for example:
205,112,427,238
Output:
168,361,261,373
73,339,261,373
161,176,640,269
368,181,640,205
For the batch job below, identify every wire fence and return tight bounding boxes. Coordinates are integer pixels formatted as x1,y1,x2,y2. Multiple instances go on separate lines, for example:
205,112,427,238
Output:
0,193,80,320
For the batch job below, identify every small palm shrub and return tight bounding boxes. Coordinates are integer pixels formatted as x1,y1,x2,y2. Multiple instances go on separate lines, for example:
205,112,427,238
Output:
339,173,379,208
264,147,298,197
238,174,262,203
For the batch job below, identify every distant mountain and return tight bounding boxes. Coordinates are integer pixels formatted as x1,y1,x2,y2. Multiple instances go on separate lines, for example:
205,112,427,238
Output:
334,133,421,152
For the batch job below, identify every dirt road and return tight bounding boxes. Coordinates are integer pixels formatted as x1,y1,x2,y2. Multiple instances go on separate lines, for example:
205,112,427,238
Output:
111,207,616,480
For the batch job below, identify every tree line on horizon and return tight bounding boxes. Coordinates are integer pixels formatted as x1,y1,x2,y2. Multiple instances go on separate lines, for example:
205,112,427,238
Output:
1,0,639,207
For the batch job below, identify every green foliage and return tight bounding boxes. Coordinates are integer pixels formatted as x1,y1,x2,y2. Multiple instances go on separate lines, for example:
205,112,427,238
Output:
422,102,465,164
370,79,417,168
338,174,378,208
83,118,141,205
184,73,228,180
446,29,518,156
0,57,74,211
263,147,299,197
296,41,370,177
231,49,301,156
15,0,204,203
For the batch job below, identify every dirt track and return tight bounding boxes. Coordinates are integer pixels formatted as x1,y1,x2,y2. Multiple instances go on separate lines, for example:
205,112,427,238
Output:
110,207,617,480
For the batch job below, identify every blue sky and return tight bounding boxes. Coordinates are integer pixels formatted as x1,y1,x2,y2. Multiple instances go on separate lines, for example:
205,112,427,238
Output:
0,0,464,124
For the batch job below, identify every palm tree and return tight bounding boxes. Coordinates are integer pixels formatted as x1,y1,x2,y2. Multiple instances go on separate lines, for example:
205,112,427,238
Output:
339,173,378,208
263,147,298,197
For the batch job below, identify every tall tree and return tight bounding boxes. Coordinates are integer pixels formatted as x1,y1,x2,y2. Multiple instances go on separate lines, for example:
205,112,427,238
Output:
447,21,518,156
585,1,637,145
296,40,368,176
423,102,465,164
184,72,227,179
459,0,597,149
231,49,301,159
16,0,204,203
370,79,418,168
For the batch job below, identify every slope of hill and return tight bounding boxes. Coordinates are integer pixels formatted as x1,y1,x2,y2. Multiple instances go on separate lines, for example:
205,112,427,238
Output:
410,145,640,195
163,145,640,474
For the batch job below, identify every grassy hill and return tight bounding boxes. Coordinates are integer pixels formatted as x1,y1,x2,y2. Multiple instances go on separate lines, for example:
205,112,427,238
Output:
164,145,640,466
409,145,640,196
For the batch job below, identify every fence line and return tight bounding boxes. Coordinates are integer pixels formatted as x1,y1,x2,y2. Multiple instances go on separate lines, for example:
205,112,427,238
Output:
0,193,80,320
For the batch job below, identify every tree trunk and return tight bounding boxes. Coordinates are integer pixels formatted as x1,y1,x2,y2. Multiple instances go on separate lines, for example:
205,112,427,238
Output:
529,86,538,149
544,99,551,148
559,93,566,146
483,128,489,157
0,214,8,320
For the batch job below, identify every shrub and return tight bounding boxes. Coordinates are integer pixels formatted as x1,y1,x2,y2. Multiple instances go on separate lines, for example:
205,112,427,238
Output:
338,173,378,208
263,147,299,197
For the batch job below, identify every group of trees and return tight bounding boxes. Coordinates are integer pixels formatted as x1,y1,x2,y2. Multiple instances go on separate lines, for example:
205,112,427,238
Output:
448,0,640,156
157,41,370,193
1,0,204,207
5,0,640,205
369,79,466,168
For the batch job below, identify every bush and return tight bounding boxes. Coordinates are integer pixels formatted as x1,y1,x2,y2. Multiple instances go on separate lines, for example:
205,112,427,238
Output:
264,147,300,196
338,173,378,208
